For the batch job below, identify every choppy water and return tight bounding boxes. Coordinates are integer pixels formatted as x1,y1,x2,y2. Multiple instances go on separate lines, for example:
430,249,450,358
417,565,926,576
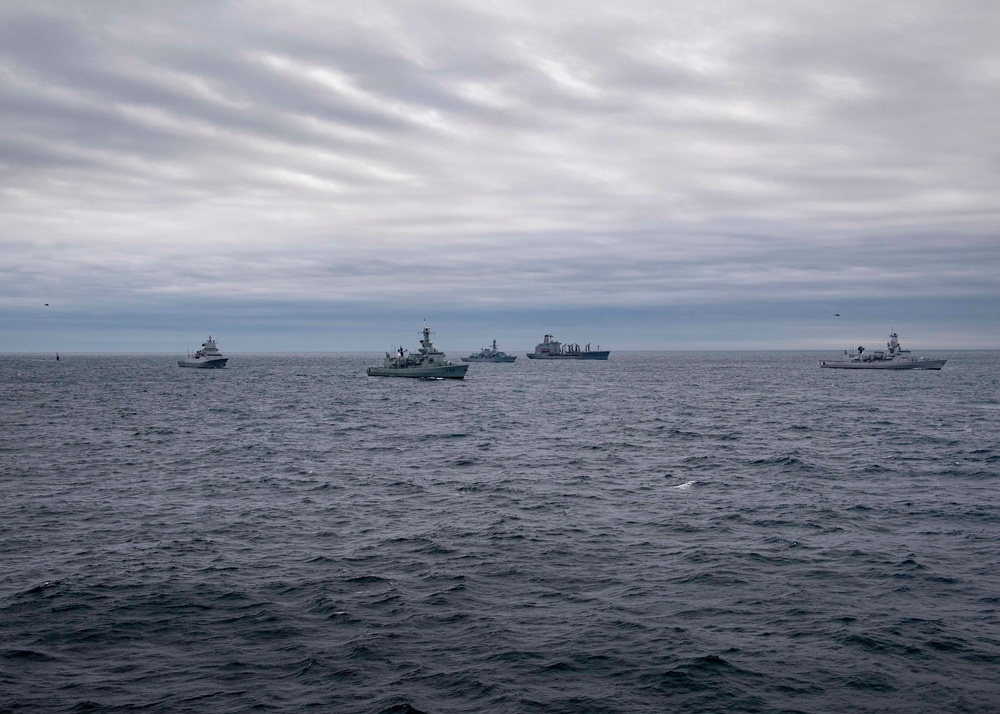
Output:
2,351,999,713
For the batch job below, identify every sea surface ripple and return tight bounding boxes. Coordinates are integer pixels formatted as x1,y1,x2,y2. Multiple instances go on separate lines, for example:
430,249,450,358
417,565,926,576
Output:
1,351,999,713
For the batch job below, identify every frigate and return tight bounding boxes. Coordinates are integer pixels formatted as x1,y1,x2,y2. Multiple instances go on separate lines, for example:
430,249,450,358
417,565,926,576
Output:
367,324,470,379
820,331,946,370
178,336,229,368
461,339,516,363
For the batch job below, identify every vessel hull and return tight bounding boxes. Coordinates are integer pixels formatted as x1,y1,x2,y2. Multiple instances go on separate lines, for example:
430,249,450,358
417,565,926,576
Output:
367,364,469,379
178,358,228,368
525,351,610,360
820,359,946,370
461,356,516,363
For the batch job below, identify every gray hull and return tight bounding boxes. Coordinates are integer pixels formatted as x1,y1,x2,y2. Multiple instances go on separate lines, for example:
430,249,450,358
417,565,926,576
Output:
178,358,228,368
367,364,469,379
461,356,516,363
525,351,610,360
820,359,946,370
822,332,944,371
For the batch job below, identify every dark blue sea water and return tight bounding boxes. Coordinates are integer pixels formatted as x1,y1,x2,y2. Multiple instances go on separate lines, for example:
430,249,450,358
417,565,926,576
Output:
2,351,999,713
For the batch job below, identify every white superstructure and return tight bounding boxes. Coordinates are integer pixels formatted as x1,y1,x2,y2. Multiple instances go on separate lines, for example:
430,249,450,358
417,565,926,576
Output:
178,336,229,368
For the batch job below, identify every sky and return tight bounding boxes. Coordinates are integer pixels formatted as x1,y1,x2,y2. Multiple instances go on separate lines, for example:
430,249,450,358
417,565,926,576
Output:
2,0,998,352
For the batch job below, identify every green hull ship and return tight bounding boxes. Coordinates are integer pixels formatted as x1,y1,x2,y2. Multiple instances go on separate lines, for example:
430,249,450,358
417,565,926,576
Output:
367,324,469,379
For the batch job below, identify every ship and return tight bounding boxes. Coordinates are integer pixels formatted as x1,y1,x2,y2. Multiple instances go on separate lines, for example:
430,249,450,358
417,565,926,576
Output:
820,331,946,370
461,339,516,363
525,334,610,360
178,336,229,368
367,324,470,379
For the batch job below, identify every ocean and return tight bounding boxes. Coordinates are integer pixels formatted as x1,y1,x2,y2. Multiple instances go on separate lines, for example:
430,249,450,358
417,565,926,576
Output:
1,351,998,713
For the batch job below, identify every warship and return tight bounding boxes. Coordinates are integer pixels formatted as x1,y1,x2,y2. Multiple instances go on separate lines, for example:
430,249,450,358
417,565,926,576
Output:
820,331,946,370
525,334,610,360
178,336,228,368
461,339,516,363
367,324,469,379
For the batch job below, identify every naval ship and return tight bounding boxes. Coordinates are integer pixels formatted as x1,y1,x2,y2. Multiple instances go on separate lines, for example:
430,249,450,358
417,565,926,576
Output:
367,324,469,379
525,334,610,360
178,336,229,368
461,339,516,363
820,330,946,370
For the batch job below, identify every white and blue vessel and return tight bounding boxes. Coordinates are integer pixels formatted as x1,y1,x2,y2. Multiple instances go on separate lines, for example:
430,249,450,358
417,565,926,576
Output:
526,334,609,360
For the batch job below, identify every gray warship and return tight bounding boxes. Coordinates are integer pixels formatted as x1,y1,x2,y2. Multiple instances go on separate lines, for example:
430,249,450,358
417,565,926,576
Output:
178,336,228,368
367,324,470,379
461,339,516,363
820,330,946,370
525,334,610,360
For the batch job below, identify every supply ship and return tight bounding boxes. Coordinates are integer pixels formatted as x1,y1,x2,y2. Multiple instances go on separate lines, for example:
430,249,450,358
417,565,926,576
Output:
525,334,609,360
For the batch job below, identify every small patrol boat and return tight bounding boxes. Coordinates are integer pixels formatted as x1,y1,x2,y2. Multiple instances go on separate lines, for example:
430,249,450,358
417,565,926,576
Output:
367,324,469,379
178,336,229,368
820,330,945,370
525,334,610,360
461,339,516,363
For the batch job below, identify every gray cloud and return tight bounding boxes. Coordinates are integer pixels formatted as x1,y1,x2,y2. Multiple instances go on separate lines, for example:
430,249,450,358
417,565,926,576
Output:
1,0,998,349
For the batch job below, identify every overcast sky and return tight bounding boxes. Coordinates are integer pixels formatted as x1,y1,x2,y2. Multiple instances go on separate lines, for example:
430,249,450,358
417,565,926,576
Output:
2,0,998,352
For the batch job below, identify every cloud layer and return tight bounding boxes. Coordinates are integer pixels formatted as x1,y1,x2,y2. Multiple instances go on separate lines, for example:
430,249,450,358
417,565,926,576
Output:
2,1,998,348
